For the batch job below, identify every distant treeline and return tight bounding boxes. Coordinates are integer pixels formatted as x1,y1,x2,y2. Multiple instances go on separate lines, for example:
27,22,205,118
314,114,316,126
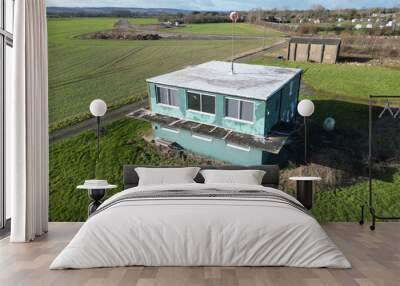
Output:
48,12,156,18
46,7,240,23
46,7,192,18
158,11,243,24
246,7,400,24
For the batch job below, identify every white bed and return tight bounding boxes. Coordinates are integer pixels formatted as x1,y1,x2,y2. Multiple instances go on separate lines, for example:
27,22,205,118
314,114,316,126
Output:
50,183,351,269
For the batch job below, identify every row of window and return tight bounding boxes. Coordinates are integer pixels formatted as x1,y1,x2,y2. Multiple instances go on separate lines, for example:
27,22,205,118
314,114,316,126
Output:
156,86,255,123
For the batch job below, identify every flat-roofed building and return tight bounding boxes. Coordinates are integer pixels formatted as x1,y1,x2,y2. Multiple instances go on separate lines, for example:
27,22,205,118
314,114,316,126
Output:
288,37,341,64
129,61,302,165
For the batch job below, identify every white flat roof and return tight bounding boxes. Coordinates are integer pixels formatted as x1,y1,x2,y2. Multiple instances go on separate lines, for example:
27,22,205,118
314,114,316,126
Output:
147,61,302,101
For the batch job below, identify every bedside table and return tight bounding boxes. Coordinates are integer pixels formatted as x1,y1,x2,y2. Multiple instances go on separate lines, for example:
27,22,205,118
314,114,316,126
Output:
77,180,117,216
289,177,321,210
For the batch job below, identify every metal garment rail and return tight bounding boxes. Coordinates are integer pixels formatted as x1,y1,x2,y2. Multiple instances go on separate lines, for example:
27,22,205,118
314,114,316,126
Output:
359,95,400,230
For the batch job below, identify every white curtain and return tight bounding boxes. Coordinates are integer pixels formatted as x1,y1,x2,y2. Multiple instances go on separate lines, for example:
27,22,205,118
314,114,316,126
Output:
7,0,49,242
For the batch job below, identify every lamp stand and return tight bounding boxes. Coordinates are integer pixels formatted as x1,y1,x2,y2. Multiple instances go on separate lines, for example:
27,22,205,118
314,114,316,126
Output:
96,116,101,162
304,116,308,165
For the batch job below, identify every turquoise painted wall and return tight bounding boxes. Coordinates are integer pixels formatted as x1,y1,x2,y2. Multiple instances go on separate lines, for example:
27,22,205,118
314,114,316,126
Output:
148,73,300,165
153,123,264,166
148,82,266,136
264,73,301,132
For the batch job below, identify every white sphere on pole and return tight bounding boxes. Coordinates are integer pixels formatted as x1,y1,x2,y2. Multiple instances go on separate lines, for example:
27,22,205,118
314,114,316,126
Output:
297,99,315,117
229,11,240,22
90,99,107,117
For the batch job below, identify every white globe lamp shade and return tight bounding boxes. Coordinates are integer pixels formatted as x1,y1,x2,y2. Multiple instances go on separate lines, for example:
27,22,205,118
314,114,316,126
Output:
297,99,315,117
230,11,240,22
90,99,107,117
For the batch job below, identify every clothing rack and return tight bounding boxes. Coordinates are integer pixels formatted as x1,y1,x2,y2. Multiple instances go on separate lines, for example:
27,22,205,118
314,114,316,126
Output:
359,95,400,230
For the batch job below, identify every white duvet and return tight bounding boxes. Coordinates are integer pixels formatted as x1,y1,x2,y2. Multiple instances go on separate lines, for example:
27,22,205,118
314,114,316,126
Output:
50,183,351,269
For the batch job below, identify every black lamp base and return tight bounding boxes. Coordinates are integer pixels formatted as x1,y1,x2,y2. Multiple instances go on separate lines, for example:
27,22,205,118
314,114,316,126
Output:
87,189,106,216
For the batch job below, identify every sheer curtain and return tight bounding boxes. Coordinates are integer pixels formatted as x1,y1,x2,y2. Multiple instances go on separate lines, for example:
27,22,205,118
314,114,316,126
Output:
7,0,49,242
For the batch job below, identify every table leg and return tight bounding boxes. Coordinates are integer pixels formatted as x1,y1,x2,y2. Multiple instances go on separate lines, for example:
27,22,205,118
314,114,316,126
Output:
296,181,313,210
87,189,106,216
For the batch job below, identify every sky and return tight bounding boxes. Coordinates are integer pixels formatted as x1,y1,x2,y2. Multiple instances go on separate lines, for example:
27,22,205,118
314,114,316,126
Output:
46,0,400,11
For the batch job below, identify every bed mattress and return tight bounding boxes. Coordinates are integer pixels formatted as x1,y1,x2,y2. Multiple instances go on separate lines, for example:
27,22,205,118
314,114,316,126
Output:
50,183,350,269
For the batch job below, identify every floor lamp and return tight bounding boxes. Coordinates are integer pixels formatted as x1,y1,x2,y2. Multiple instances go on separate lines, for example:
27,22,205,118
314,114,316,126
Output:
89,99,107,163
297,99,315,165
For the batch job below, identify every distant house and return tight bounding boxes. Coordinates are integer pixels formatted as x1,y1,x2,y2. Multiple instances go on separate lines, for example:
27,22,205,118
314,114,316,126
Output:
174,20,184,27
129,61,302,165
288,37,341,64
264,16,279,23
354,24,363,30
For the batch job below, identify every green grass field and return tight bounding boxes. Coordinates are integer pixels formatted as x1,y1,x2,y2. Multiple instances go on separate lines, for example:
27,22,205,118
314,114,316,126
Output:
172,22,283,37
48,18,400,223
246,57,400,99
49,118,400,222
128,18,159,25
48,18,282,131
245,57,400,130
49,119,205,221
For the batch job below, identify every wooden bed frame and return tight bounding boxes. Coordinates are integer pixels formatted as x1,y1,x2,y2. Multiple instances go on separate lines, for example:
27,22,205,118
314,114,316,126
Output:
123,165,280,189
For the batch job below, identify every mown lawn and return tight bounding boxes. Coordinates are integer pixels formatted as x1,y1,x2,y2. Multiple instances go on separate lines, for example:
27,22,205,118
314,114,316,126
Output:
246,57,400,99
312,175,400,222
49,118,206,221
48,18,282,131
49,118,400,222
172,22,283,37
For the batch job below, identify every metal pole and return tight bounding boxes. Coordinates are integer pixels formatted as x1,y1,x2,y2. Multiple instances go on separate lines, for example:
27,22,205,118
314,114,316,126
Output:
231,20,234,74
96,116,100,162
304,116,307,165
369,99,372,207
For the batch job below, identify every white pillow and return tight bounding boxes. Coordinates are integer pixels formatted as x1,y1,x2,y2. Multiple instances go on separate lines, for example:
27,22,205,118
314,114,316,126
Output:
200,169,266,185
135,167,200,186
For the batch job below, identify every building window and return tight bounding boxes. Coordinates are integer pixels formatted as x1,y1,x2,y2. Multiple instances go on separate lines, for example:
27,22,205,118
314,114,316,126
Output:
156,86,179,107
187,92,200,111
187,92,215,114
225,98,254,122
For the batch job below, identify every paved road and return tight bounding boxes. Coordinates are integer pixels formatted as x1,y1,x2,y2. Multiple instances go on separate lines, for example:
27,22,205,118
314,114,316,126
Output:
235,40,288,62
49,100,148,144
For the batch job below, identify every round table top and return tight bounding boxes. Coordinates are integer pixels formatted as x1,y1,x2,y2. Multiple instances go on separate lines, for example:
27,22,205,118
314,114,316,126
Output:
289,176,321,181
77,184,117,190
